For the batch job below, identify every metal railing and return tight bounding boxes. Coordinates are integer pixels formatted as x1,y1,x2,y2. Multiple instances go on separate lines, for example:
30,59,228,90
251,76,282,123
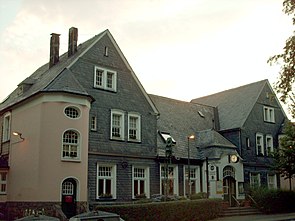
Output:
232,195,240,207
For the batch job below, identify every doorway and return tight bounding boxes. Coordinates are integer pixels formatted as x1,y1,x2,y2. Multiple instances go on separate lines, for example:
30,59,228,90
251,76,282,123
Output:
61,178,77,218
223,166,236,206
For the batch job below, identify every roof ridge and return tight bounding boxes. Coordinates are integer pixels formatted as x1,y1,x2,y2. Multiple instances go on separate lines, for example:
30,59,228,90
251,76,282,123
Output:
191,79,268,102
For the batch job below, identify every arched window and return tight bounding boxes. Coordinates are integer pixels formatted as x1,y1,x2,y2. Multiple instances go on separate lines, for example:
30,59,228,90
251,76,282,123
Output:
62,130,80,160
223,166,235,179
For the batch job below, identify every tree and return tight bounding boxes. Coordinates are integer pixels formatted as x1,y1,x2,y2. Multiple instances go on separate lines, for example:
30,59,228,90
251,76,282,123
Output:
272,121,295,190
268,0,295,119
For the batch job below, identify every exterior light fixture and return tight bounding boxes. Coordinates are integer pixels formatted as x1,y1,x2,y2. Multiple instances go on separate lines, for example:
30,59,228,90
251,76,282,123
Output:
187,134,195,199
12,131,25,141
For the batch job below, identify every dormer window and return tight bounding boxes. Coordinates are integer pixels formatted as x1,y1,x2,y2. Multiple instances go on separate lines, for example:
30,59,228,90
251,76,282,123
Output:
159,131,176,144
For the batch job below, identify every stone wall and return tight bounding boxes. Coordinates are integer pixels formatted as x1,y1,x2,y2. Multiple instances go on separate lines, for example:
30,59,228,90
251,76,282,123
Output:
1,201,87,220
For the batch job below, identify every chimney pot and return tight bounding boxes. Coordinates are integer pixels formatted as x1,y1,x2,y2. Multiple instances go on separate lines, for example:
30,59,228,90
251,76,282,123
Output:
68,27,78,57
49,33,60,68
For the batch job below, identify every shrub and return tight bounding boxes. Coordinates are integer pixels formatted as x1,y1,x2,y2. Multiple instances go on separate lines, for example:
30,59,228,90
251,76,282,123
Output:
95,199,223,221
251,187,295,213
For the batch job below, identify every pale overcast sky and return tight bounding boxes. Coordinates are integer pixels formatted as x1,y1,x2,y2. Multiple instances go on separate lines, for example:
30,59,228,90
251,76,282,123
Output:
0,0,293,107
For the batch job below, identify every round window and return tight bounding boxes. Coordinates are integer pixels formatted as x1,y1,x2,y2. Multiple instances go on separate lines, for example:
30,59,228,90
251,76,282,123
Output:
64,106,80,119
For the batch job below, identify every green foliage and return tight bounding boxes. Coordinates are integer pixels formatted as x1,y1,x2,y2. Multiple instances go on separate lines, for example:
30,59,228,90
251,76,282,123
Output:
271,121,295,190
268,0,295,118
251,187,295,213
95,199,223,221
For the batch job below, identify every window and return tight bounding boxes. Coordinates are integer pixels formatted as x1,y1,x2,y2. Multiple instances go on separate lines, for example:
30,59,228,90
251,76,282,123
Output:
160,165,178,196
94,66,117,91
133,167,150,198
246,138,251,149
184,166,198,196
128,113,141,141
263,106,275,123
256,133,264,156
64,106,80,119
250,173,260,188
62,130,80,160
238,182,244,195
104,46,109,57
266,135,273,156
111,110,124,140
2,112,11,142
268,174,277,189
159,131,176,144
0,172,7,194
62,181,74,195
97,165,116,199
91,116,97,131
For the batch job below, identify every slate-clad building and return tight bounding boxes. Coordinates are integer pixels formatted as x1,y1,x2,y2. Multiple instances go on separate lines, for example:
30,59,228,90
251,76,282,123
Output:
192,80,287,190
0,27,288,219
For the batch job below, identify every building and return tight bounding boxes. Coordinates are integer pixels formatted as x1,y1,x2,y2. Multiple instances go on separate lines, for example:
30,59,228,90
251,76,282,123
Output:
192,80,287,191
0,27,288,219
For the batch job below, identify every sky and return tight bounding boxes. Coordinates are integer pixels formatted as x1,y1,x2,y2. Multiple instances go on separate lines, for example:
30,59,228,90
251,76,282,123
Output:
0,0,293,115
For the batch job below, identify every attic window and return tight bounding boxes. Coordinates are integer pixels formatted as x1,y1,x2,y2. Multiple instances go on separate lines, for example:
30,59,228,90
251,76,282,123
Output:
159,131,176,144
198,111,205,118
104,46,109,57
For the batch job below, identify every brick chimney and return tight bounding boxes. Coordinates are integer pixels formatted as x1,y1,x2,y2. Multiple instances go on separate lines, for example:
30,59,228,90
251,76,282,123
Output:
68,27,78,57
49,33,60,68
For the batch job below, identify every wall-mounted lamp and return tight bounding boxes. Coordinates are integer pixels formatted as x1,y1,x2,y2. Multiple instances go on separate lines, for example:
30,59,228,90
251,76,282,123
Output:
13,131,25,141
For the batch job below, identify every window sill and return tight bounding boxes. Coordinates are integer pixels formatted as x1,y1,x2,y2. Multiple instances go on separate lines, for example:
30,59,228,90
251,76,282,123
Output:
61,158,81,163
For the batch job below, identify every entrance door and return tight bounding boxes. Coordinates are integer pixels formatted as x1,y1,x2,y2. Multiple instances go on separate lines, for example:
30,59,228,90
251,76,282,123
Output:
61,178,77,218
223,166,236,206
223,176,236,206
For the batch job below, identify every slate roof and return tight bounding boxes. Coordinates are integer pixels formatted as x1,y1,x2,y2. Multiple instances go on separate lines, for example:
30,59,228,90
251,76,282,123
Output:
196,129,238,160
191,80,268,130
0,31,102,112
149,94,216,159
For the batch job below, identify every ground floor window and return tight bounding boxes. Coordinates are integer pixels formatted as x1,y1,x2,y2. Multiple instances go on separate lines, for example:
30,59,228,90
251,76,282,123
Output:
160,164,178,196
250,173,260,188
268,174,277,189
132,166,150,198
184,166,198,196
97,164,116,199
0,172,7,194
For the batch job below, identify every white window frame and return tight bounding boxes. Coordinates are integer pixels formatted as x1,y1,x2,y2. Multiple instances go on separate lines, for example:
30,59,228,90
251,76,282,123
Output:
132,166,150,199
250,173,261,188
110,110,124,140
160,164,179,196
128,113,141,142
62,129,81,161
96,164,117,199
94,66,117,92
183,166,199,196
91,116,97,131
267,174,277,189
0,172,7,194
256,133,264,156
266,135,274,156
2,112,11,142
64,106,81,119
263,106,275,123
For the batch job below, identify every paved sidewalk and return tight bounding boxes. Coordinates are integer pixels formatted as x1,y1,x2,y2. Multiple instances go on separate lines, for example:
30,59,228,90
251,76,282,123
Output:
211,213,295,221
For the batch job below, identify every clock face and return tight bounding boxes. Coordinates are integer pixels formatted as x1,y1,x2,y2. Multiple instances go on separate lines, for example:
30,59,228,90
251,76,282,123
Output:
231,155,238,163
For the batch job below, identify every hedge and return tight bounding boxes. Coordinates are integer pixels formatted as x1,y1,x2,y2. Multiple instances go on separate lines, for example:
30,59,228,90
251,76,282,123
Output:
251,187,295,214
95,199,223,221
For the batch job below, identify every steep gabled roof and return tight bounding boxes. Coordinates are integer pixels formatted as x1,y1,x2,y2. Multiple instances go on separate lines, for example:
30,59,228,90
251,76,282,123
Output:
149,94,215,159
0,29,158,115
191,80,268,130
0,31,102,112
